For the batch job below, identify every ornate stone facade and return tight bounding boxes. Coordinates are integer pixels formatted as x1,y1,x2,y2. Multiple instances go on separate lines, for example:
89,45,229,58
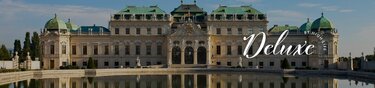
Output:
40,3,338,69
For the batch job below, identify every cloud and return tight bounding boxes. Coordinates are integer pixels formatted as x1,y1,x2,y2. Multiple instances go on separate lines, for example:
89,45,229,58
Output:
339,9,353,13
340,24,375,57
0,0,115,26
235,0,258,3
297,3,354,13
298,3,321,8
267,10,306,22
0,0,116,48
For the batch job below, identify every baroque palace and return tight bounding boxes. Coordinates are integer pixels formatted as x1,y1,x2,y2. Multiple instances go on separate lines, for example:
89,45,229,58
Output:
40,2,339,69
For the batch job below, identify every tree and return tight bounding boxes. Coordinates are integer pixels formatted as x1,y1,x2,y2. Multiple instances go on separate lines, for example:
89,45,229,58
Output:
22,32,31,62
31,32,40,60
13,40,22,55
0,45,11,60
281,58,291,69
87,57,96,69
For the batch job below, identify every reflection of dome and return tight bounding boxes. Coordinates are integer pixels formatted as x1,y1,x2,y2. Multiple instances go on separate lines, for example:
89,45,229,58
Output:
311,13,334,32
299,18,312,32
44,14,68,30
66,19,80,31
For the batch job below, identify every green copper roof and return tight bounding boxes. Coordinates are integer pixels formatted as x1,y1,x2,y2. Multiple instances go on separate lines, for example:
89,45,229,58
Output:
45,14,68,30
211,5,263,14
311,13,334,31
117,6,166,14
269,25,298,33
299,18,312,32
172,4,205,13
65,19,80,31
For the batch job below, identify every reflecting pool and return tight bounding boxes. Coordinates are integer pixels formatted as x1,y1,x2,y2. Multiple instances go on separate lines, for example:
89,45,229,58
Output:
1,73,374,88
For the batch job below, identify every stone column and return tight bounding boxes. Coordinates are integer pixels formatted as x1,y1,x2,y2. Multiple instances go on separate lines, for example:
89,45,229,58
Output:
181,75,185,88
194,48,198,64
167,46,172,67
194,74,198,88
168,74,172,88
207,74,212,88
181,49,185,64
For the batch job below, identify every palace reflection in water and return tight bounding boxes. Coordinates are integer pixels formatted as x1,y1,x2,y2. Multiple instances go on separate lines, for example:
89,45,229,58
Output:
2,73,374,88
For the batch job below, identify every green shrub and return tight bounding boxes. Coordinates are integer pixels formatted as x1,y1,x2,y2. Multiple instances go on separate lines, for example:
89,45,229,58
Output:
87,57,96,69
281,58,291,69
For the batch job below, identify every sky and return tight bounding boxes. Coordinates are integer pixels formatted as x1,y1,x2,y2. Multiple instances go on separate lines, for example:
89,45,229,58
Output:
0,0,374,57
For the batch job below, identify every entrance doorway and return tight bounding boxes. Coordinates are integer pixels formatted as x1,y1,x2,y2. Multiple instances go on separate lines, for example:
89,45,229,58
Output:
197,47,207,64
185,47,194,64
172,47,181,64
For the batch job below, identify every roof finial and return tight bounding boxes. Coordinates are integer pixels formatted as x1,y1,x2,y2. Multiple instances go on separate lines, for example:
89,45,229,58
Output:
307,18,310,22
181,0,183,4
68,18,71,22
321,12,324,17
54,13,57,18
194,0,196,4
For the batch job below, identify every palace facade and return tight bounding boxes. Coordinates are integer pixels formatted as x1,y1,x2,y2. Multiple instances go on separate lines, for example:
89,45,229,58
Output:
40,3,339,69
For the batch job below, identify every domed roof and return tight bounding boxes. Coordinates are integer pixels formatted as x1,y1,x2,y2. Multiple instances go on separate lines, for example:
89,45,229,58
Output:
311,13,334,32
44,14,68,30
299,18,312,32
65,19,79,30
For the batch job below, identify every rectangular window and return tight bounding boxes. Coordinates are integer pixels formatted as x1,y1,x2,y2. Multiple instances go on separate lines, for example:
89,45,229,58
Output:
72,62,77,66
62,45,66,54
227,28,232,34
259,82,264,88
302,83,307,88
291,83,296,88
115,28,119,34
83,62,87,66
227,62,232,66
259,62,264,67
248,82,253,88
125,28,130,34
248,62,253,66
227,82,231,88
216,28,221,34
270,62,274,66
125,62,130,67
114,62,119,66
72,45,76,55
147,62,151,66
104,62,109,66
238,28,242,34
157,28,162,34
50,45,54,54
83,45,87,55
146,45,151,55
217,82,221,88
302,62,307,66
136,45,140,55
104,45,109,55
94,45,98,55
216,46,221,55
136,28,141,34
291,62,296,66
125,45,130,55
270,83,274,88
227,45,232,55
237,45,242,55
157,45,162,55
147,28,151,35
114,45,119,55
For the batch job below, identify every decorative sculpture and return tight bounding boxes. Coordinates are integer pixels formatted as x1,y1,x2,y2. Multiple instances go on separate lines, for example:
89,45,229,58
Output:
238,57,243,67
136,56,141,67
